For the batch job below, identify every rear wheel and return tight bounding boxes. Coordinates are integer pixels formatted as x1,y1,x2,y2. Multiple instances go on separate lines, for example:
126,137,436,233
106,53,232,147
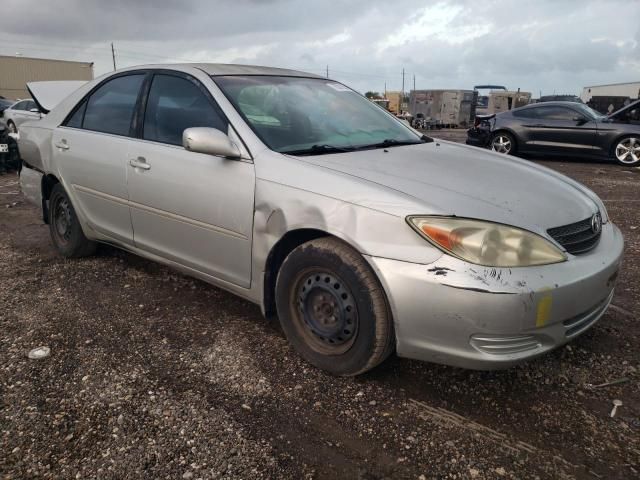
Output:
48,184,96,258
613,136,640,167
490,132,516,155
275,237,394,376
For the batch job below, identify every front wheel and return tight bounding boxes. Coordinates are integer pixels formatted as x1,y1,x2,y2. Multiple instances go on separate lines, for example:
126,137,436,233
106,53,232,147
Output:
490,132,516,155
613,136,640,167
7,121,17,134
48,184,96,258
275,237,394,376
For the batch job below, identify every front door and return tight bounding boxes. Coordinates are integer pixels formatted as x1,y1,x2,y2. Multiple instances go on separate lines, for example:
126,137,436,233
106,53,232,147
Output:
127,72,255,288
527,105,597,156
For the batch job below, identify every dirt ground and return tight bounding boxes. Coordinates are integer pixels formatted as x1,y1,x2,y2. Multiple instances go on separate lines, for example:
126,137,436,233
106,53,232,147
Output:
1,135,639,479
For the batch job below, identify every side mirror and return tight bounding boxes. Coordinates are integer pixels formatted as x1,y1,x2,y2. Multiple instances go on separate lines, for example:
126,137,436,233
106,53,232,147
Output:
573,116,588,125
182,127,241,159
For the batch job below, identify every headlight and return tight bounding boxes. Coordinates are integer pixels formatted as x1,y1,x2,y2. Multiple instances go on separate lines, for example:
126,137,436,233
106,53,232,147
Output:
407,216,567,267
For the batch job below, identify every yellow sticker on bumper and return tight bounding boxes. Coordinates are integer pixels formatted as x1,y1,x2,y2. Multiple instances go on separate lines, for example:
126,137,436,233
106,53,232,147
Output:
536,292,553,328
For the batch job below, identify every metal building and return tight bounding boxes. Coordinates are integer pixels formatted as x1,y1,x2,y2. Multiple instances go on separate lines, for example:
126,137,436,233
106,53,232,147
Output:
0,55,94,100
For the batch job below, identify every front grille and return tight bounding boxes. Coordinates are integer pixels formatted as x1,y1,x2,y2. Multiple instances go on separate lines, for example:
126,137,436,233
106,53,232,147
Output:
547,216,601,255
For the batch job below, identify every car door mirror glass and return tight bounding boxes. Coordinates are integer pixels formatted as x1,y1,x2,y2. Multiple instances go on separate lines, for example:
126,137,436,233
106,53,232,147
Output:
183,127,241,159
29,108,40,113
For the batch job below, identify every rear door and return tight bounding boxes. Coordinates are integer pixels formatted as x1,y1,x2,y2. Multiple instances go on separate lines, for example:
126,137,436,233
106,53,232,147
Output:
127,72,255,288
525,105,598,155
52,73,146,245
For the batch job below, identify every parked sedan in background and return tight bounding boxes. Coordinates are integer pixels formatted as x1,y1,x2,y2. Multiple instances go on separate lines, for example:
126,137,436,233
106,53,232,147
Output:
0,98,15,115
467,101,640,166
1,98,41,133
18,65,622,375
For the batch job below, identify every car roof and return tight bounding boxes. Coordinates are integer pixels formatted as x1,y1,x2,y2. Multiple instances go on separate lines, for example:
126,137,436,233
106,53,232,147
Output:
511,101,585,113
121,63,324,79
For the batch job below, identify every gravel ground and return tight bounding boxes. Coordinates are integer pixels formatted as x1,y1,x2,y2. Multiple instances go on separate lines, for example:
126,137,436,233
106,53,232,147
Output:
1,136,639,479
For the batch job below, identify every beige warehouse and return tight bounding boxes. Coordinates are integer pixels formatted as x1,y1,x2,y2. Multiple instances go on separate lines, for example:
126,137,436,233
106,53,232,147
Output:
0,55,94,100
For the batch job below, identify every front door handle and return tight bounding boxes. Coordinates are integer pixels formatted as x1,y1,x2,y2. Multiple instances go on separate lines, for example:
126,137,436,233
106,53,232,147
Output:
129,157,151,170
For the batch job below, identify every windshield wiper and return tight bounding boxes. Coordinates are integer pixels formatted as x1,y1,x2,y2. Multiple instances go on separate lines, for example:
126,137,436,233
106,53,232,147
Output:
283,144,354,156
355,137,431,150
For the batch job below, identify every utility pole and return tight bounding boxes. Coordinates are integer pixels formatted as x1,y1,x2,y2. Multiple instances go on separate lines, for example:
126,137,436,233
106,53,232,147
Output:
384,81,387,97
401,68,405,112
326,65,329,78
413,74,416,91
111,43,117,71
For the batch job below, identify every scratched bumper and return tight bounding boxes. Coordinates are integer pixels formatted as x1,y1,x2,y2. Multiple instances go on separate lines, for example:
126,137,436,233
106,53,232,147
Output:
365,222,624,370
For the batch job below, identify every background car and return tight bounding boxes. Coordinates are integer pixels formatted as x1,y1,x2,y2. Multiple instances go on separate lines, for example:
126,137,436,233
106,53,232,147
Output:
1,99,41,133
466,101,640,166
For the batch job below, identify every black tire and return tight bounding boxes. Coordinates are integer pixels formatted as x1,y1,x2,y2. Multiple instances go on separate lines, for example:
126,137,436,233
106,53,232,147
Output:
7,121,17,134
612,136,640,167
490,131,516,155
275,237,394,376
48,183,96,258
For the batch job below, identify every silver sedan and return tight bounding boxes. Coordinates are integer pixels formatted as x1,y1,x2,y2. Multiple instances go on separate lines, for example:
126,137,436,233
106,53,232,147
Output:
1,98,41,133
18,64,623,375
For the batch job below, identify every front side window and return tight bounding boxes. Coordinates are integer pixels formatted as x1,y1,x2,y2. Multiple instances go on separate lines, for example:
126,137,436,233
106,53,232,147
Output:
143,74,227,146
214,75,422,154
83,74,144,136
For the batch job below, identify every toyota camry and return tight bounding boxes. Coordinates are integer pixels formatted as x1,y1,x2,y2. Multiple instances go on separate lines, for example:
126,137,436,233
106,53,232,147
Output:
18,64,623,375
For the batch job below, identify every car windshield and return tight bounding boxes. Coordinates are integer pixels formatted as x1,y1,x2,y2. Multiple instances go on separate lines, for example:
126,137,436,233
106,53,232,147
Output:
213,75,423,154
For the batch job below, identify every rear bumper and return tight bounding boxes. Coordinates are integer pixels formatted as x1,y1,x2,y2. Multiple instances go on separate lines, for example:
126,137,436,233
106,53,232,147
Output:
19,162,43,208
465,127,491,148
365,222,624,370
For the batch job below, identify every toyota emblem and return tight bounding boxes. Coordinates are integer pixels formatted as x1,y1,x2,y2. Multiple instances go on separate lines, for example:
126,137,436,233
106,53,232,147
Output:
591,213,602,234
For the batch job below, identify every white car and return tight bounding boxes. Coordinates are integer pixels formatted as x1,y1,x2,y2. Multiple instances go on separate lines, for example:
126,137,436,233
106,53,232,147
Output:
1,99,41,133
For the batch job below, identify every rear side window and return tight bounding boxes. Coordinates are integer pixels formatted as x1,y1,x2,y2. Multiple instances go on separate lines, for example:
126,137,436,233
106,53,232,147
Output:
143,74,227,146
66,101,87,128
12,101,27,110
535,106,576,121
512,108,538,118
83,74,144,136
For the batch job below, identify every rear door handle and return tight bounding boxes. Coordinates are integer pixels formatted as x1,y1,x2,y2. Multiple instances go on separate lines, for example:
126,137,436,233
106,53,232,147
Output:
129,157,151,170
54,141,70,150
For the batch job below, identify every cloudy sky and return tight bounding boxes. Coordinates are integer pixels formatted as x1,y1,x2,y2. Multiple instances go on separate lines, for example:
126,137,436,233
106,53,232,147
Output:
2,0,639,96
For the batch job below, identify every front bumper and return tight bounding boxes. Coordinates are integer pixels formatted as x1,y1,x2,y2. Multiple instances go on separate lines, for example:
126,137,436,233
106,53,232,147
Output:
365,222,624,370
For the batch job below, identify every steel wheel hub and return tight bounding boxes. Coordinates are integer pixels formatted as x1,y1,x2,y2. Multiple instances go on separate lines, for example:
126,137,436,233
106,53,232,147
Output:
54,198,72,243
491,135,511,154
296,271,358,348
615,138,640,164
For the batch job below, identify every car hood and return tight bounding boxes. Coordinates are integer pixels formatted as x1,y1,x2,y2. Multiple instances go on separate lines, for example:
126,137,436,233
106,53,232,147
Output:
300,141,598,233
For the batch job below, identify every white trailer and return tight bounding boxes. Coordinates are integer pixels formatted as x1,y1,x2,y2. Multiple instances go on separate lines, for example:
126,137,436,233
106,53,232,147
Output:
581,81,640,103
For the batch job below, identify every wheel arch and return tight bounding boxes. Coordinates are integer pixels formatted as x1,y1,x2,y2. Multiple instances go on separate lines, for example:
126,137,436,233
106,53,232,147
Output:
40,173,60,224
263,228,331,318
609,133,639,158
491,128,519,148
